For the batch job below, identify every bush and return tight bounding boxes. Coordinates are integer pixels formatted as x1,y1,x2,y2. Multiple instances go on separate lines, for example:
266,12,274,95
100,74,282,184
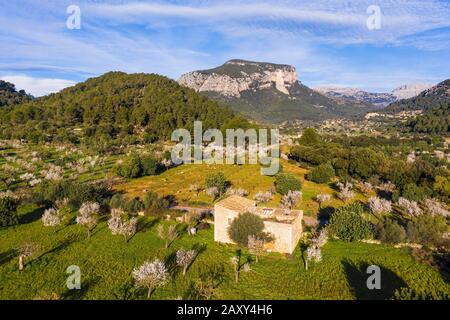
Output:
205,172,229,196
275,173,302,195
375,219,407,244
109,194,144,214
116,154,162,178
401,183,430,202
307,163,335,184
327,203,373,242
228,212,264,247
116,156,142,178
143,191,172,213
140,155,161,176
0,196,19,227
392,287,449,300
406,215,448,247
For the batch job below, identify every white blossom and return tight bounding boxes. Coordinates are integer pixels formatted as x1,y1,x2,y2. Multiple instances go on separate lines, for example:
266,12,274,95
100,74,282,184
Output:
227,188,248,197
398,197,422,217
206,187,219,199
176,249,196,276
107,208,138,241
76,202,99,237
133,259,169,299
368,197,392,214
281,190,302,209
254,191,273,204
315,194,331,207
42,208,62,227
424,199,449,217
337,181,354,202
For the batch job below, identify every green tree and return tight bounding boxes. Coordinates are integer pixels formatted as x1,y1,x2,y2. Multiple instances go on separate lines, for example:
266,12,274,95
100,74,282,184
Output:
116,156,142,178
205,172,229,196
275,173,302,195
307,163,335,184
327,203,373,242
228,212,265,247
298,128,322,146
0,196,19,227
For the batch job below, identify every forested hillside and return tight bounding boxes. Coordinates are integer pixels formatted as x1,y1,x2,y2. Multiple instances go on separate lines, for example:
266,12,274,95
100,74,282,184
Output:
385,80,450,113
0,72,247,150
407,105,450,135
0,80,33,107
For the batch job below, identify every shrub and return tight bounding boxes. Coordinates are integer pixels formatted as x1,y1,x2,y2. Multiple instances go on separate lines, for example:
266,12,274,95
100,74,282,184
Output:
406,215,448,247
205,172,229,196
0,195,19,227
228,212,264,247
375,219,407,244
401,183,429,202
143,191,172,214
116,156,142,178
327,203,373,242
110,194,144,214
275,173,302,195
392,287,449,300
307,163,335,184
140,155,161,176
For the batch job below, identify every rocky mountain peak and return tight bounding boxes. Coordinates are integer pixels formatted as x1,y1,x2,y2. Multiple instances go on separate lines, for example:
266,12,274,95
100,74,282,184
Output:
178,59,298,97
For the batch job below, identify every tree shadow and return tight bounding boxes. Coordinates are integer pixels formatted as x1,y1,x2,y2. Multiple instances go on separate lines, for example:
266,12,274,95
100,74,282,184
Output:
0,248,17,266
61,277,100,300
38,236,77,259
376,189,393,201
341,259,407,300
20,207,45,224
138,218,160,233
164,251,179,277
318,206,334,226
192,243,207,257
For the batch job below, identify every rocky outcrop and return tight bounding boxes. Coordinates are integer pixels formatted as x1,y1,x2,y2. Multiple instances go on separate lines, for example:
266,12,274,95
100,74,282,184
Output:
314,86,396,107
178,60,298,98
391,83,433,100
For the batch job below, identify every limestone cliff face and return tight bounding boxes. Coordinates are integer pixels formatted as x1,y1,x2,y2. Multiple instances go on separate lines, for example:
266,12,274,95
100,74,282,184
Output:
178,60,298,98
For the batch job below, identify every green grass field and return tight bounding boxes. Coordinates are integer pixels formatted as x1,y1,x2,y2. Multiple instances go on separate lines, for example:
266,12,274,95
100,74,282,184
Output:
0,205,448,300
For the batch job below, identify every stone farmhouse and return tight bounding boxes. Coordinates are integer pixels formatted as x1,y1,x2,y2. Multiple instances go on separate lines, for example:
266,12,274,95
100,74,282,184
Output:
214,195,303,254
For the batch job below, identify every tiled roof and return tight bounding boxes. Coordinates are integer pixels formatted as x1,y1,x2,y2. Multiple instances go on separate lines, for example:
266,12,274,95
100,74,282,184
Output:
215,195,256,213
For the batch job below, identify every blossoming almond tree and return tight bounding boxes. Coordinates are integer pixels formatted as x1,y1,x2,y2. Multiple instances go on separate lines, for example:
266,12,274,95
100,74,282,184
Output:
108,208,139,243
42,208,63,231
176,249,197,276
76,202,100,239
132,259,169,299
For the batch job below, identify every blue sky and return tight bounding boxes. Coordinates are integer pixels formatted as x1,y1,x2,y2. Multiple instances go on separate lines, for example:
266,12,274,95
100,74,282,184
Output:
1,0,449,96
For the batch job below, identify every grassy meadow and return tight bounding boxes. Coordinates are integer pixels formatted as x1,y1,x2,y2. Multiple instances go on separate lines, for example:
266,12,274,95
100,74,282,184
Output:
115,159,368,218
0,205,448,300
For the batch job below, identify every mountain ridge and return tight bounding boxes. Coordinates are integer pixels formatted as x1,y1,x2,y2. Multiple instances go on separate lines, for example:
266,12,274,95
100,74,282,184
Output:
178,59,376,123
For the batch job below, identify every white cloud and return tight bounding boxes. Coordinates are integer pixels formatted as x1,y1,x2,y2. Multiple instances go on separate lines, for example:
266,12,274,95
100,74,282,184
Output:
0,75,76,97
